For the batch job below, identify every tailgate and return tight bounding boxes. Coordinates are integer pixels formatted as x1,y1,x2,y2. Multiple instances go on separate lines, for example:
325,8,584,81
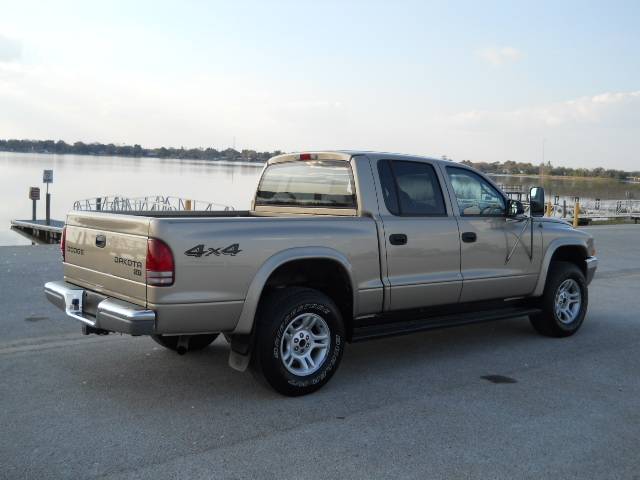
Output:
63,212,150,306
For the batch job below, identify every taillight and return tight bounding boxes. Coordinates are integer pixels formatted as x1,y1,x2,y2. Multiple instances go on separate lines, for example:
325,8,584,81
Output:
146,238,174,286
60,226,67,262
299,153,318,160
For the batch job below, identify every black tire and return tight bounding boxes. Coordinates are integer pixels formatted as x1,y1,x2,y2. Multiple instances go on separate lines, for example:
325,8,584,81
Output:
252,287,345,396
151,333,219,352
530,261,588,337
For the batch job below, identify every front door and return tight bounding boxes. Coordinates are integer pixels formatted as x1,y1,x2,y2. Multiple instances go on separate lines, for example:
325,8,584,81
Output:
443,166,542,303
376,159,462,311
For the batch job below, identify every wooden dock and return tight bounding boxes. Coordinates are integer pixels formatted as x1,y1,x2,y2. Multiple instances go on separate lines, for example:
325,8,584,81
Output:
10,219,64,243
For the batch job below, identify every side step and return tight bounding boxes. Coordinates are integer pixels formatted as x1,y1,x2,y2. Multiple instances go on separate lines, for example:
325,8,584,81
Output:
351,306,541,342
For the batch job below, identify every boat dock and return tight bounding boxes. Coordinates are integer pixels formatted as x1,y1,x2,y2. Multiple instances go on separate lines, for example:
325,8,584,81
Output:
10,219,64,243
9,195,231,244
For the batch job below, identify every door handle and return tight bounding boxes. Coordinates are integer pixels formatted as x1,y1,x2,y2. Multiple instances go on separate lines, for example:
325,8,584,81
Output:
389,233,408,245
461,232,477,243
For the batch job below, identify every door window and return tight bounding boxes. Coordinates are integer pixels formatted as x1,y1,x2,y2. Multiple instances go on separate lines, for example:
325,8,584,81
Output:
446,167,505,216
377,160,446,216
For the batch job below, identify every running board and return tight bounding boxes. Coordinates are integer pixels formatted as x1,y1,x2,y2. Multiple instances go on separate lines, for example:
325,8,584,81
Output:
351,306,542,342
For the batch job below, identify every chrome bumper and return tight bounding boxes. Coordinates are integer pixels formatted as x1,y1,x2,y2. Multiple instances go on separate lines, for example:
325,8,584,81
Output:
44,281,155,335
585,256,598,285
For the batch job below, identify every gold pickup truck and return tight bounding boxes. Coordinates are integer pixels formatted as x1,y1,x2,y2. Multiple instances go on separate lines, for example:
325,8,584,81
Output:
45,151,597,396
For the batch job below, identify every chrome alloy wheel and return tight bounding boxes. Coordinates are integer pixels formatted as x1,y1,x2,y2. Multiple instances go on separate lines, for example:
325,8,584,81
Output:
279,313,331,376
554,278,582,324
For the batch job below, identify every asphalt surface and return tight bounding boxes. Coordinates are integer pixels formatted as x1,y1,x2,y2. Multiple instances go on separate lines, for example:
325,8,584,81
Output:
1,225,639,479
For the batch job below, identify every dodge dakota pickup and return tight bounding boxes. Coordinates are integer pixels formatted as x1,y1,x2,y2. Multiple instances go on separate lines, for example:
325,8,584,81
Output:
45,151,597,396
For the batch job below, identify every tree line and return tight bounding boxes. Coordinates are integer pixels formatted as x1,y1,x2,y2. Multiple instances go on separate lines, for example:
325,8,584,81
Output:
459,159,640,180
0,139,281,163
2,139,638,179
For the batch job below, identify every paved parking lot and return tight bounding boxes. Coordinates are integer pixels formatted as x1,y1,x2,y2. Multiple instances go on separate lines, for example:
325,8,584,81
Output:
1,225,639,479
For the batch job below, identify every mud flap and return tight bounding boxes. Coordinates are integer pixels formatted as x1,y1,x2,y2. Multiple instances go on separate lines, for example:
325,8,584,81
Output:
227,333,254,372
228,349,251,372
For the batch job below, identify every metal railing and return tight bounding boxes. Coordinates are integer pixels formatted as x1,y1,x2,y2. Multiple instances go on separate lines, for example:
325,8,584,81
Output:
73,195,233,212
547,197,640,219
503,191,640,219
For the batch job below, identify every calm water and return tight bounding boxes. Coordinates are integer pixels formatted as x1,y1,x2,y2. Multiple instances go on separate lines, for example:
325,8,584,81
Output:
2,152,639,246
0,152,263,246
488,174,640,201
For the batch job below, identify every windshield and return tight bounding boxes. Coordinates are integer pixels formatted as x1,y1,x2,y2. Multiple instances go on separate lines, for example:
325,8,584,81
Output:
255,160,356,208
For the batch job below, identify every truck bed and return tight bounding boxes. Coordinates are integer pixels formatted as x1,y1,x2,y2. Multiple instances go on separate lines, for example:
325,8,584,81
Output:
62,209,384,333
94,210,251,217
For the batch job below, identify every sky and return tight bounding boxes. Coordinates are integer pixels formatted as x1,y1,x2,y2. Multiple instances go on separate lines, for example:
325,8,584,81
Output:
1,0,639,169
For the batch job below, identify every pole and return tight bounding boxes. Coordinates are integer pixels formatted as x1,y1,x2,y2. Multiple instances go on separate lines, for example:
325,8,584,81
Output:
46,193,51,225
573,202,580,228
563,200,567,218
45,183,51,226
32,199,36,221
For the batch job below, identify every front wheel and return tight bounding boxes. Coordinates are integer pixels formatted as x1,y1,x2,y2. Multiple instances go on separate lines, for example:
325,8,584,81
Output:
252,287,345,396
530,261,588,337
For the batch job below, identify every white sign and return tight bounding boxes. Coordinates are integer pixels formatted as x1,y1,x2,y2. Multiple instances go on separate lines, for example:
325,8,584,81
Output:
43,169,53,183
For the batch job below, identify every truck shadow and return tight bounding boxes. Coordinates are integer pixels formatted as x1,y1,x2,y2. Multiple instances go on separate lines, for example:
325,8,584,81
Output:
76,315,545,404
48,311,610,453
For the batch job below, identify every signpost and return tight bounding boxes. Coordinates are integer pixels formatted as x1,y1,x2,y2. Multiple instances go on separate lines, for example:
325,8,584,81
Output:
29,187,40,221
43,170,53,225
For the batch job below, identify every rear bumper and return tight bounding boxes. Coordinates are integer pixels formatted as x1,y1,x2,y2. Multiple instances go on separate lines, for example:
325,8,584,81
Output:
44,281,155,335
585,256,598,285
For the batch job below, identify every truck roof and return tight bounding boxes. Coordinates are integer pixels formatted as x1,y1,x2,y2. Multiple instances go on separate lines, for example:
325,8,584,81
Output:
267,151,451,166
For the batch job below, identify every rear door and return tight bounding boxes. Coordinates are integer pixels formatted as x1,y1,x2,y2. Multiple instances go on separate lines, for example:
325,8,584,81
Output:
63,212,150,306
443,166,542,303
376,159,462,311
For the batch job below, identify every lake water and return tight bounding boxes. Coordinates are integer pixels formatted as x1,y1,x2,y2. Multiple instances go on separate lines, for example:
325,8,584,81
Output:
0,152,263,246
2,152,639,246
488,174,640,201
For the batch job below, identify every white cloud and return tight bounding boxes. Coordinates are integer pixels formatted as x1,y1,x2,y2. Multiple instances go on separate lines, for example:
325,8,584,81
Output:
449,90,640,129
0,34,22,63
1,49,638,169
477,46,522,66
0,61,348,152
427,90,640,168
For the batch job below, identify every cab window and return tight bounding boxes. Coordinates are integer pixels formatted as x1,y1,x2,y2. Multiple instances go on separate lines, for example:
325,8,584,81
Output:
378,160,446,216
446,167,505,216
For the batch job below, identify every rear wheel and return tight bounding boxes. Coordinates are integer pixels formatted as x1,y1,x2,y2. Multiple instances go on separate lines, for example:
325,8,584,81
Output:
252,287,345,396
530,261,588,337
151,333,219,353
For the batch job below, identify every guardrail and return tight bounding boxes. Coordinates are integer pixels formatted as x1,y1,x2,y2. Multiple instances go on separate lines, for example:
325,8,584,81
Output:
502,190,640,222
72,195,233,212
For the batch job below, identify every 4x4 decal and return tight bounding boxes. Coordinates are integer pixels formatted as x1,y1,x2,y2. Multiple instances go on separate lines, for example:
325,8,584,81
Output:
184,243,242,258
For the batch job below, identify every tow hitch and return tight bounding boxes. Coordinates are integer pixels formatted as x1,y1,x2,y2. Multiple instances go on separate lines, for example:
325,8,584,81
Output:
82,325,110,335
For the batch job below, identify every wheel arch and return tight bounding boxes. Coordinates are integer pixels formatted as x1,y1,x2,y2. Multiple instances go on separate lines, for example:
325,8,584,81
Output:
533,239,589,296
231,247,357,335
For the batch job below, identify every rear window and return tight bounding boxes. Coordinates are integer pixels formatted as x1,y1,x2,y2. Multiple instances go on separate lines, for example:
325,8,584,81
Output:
255,160,356,208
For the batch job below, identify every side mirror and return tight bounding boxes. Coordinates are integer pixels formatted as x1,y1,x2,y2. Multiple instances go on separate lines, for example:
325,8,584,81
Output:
507,199,525,217
530,187,545,217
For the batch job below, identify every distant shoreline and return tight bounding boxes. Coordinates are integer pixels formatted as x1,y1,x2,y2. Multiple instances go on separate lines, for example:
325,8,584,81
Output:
488,173,627,182
3,139,639,181
0,149,266,166
2,150,635,181
0,139,277,164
